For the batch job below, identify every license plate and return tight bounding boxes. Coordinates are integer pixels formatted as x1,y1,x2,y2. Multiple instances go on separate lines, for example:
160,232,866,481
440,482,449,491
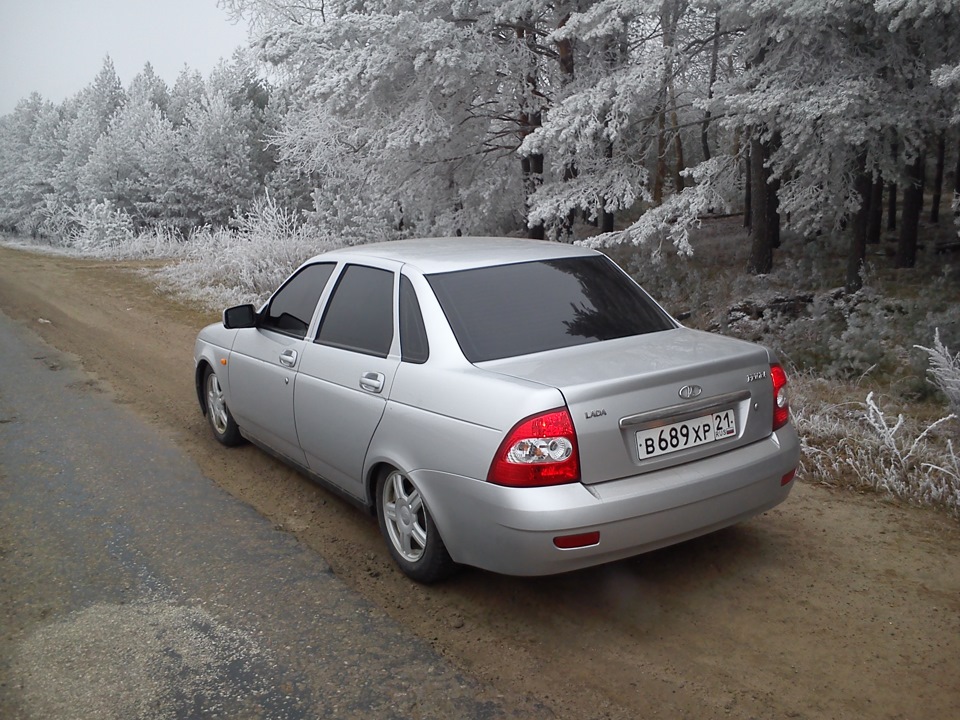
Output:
636,409,737,460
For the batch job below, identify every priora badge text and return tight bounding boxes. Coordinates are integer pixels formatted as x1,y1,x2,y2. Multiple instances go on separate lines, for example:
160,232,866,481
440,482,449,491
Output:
585,409,607,419
746,370,768,383
678,384,703,400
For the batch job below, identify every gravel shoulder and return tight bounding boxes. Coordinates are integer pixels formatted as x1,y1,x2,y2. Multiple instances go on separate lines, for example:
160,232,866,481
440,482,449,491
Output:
1,244,959,720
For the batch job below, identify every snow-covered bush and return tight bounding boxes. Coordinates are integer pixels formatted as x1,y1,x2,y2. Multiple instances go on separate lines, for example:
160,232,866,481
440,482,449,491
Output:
66,200,135,253
794,377,959,517
38,197,79,245
147,193,342,310
915,330,960,416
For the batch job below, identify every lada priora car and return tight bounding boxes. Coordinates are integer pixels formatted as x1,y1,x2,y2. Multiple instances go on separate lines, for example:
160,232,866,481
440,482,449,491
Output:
194,237,799,582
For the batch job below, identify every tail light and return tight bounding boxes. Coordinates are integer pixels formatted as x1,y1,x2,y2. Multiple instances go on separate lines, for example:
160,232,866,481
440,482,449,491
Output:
487,407,580,487
771,363,790,430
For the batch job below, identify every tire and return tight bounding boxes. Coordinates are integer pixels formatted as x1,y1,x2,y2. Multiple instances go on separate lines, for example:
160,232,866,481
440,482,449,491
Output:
376,468,457,584
203,366,243,447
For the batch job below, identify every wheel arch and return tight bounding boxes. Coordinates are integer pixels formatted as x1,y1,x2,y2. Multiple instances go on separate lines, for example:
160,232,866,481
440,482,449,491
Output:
365,462,393,515
195,360,213,415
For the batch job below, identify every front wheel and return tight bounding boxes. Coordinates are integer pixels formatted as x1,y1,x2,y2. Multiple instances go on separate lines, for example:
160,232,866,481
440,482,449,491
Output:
376,468,456,584
203,366,243,446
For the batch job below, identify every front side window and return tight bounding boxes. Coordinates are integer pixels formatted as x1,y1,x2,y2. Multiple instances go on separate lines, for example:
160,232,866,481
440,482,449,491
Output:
427,255,674,363
316,264,394,357
260,263,336,339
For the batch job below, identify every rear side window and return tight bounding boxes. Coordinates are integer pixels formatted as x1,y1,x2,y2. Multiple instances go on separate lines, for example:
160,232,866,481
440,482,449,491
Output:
399,275,429,364
261,262,336,338
316,264,394,357
427,255,674,363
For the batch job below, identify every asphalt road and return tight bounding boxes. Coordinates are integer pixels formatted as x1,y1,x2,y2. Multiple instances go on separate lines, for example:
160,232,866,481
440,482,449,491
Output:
0,309,530,720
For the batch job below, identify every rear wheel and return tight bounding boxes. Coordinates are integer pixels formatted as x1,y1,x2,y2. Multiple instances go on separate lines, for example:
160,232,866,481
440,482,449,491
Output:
203,366,243,446
376,468,456,583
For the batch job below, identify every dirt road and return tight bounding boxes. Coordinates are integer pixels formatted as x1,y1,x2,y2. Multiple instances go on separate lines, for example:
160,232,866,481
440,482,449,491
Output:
0,309,527,719
1,244,958,720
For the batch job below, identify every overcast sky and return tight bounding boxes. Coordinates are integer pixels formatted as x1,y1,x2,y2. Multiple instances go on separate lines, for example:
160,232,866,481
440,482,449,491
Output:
0,0,251,116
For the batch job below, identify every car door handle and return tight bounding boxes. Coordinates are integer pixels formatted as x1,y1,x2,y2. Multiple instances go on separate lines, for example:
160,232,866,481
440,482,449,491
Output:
359,372,385,393
279,349,298,368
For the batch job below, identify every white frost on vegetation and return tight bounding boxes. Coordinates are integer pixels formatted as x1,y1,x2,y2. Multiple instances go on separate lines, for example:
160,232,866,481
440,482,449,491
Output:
580,156,739,261
915,329,960,416
794,377,960,517
147,195,343,310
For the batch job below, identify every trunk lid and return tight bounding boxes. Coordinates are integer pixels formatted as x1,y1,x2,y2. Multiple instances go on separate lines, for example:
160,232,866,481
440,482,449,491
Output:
477,328,776,485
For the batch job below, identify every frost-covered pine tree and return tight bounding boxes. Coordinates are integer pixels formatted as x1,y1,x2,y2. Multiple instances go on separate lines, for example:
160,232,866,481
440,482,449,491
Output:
52,57,125,209
521,1,724,245
174,57,267,228
224,0,591,240
580,0,960,278
0,94,55,232
77,65,171,222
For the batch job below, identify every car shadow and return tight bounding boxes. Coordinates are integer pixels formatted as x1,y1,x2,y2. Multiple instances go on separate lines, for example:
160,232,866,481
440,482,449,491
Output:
439,519,794,635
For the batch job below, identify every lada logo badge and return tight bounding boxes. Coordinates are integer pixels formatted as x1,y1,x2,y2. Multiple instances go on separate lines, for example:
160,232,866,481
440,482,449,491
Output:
678,384,702,400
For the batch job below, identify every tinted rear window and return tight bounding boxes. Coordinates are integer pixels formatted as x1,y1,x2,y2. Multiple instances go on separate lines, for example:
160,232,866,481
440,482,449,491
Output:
427,256,674,362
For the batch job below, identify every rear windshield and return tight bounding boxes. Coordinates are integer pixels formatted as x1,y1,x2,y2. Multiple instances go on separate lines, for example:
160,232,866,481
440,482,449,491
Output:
427,255,674,363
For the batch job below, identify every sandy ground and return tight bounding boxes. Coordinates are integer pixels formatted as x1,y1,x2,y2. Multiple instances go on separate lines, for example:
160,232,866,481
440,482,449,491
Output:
1,244,958,720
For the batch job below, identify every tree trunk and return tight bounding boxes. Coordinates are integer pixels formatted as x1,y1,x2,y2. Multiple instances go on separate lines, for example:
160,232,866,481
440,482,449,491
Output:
887,182,897,231
700,14,720,162
527,132,545,240
847,153,871,292
743,143,752,229
887,141,897,231
518,26,544,240
519,112,545,240
931,133,945,223
556,14,577,239
767,131,781,248
866,177,883,245
748,135,772,274
955,131,960,196
767,172,780,250
601,141,615,232
653,96,667,205
669,82,684,192
896,154,924,268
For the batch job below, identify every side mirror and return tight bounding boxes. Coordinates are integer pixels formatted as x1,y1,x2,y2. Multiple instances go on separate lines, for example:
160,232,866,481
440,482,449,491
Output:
223,304,258,329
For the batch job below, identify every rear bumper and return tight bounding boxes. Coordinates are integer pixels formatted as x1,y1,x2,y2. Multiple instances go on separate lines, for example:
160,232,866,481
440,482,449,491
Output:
413,425,800,576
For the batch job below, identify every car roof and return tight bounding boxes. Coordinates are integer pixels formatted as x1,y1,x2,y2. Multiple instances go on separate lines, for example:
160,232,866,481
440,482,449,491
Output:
305,237,600,274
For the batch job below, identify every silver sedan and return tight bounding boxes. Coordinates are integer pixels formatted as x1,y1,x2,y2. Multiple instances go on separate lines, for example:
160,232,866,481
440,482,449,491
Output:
194,237,799,582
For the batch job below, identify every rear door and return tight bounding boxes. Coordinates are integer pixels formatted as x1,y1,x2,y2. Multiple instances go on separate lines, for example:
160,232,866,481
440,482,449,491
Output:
294,262,401,497
227,262,336,464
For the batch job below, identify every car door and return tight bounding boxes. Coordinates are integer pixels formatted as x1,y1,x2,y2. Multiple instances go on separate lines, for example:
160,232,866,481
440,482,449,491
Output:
294,262,401,497
227,262,336,464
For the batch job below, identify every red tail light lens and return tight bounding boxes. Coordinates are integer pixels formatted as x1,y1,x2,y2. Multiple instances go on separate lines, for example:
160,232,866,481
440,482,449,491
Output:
554,531,600,549
771,363,790,430
487,407,581,487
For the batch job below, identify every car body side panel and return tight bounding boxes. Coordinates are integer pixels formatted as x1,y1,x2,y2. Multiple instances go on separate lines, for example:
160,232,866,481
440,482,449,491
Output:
295,342,400,498
366,365,565,501
227,329,307,465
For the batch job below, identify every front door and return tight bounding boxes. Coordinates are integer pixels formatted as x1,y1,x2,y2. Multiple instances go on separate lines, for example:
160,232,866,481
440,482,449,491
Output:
295,263,400,497
227,262,336,464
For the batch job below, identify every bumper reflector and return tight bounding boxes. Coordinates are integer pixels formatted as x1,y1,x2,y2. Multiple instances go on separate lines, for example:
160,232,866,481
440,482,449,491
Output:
781,468,797,486
554,531,600,549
